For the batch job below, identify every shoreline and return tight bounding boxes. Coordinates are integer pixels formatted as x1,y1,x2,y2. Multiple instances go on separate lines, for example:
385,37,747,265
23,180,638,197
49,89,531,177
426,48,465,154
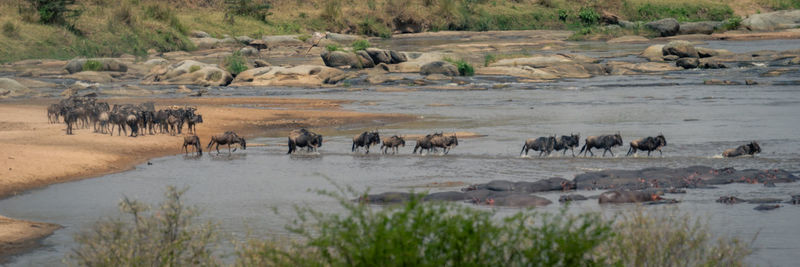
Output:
0,96,417,260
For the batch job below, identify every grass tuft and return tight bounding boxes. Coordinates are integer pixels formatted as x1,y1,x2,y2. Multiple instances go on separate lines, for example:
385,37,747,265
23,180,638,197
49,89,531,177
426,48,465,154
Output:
82,60,103,71
223,50,248,76
351,39,371,51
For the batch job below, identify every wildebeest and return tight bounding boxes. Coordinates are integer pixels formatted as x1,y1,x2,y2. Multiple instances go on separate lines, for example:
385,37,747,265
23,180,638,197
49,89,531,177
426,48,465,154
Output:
381,135,406,154
352,131,380,154
627,134,667,156
430,133,458,154
63,109,79,135
413,132,442,154
207,131,246,154
47,104,61,123
521,136,556,157
125,113,139,137
553,133,580,157
183,135,203,156
580,133,623,157
187,114,203,134
288,128,323,154
722,141,761,157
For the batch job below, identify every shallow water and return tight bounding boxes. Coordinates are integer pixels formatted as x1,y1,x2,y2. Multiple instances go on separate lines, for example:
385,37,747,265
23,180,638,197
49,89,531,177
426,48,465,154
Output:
2,39,800,266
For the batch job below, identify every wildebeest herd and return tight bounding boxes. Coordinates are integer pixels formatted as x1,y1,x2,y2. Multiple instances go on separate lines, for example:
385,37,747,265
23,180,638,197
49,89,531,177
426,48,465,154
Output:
49,97,762,158
48,96,203,137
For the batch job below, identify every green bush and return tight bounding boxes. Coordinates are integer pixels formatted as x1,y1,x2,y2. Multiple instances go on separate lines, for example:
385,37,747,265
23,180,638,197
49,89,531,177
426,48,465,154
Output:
143,4,186,34
722,16,742,31
25,0,82,25
757,0,800,10
578,7,599,26
623,2,734,22
238,187,613,266
2,22,18,38
358,17,392,38
67,186,219,266
325,44,341,52
224,50,248,76
445,57,475,76
483,53,496,66
189,65,202,73
225,0,272,22
351,39,371,51
82,60,103,71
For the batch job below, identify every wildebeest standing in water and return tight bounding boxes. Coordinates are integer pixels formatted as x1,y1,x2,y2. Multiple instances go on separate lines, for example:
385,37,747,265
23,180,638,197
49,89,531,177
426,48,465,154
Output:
413,132,442,154
580,133,623,157
288,128,323,154
207,131,246,154
553,133,580,157
381,135,405,154
627,134,667,156
722,141,761,157
431,133,458,154
352,131,380,154
183,135,203,156
521,136,557,157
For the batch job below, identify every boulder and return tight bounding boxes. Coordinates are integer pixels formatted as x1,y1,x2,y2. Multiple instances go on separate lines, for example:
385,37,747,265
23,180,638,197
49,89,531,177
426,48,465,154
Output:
559,194,588,202
790,57,800,65
490,54,574,68
325,32,362,43
662,40,698,58
65,71,114,83
0,78,33,98
143,60,232,86
190,30,211,38
676,58,699,69
364,48,392,64
190,37,222,49
476,66,559,80
239,46,259,57
235,35,255,44
695,47,733,58
641,45,665,61
645,18,680,37
420,61,459,76
663,55,680,61
230,65,344,87
253,59,270,68
600,10,620,25
704,79,741,85
618,20,638,29
390,50,408,63
742,10,800,31
261,35,304,46
365,74,403,84
355,50,376,68
144,58,169,65
699,60,727,69
678,21,722,35
321,50,372,68
100,84,157,96
65,58,128,74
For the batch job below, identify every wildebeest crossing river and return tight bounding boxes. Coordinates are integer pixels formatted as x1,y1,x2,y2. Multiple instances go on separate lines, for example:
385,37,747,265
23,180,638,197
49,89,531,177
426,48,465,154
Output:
2,39,800,266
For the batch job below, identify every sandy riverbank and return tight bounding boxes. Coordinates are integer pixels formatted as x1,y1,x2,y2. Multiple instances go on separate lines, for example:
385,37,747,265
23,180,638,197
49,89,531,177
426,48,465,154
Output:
0,96,416,260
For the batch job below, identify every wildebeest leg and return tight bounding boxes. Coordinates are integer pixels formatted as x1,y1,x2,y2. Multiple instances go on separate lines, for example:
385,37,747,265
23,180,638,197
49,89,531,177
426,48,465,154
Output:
658,149,663,157
365,144,370,154
647,150,651,157
228,144,232,154
627,146,634,156
216,143,220,154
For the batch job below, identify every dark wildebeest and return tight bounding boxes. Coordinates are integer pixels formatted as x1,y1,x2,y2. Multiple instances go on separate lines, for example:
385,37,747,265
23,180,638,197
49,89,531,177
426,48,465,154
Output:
63,109,79,135
125,113,139,137
287,129,323,154
553,133,580,157
723,141,761,157
47,104,61,123
627,134,667,156
187,114,203,134
183,135,203,156
413,132,442,154
521,136,556,157
381,135,406,154
167,114,180,136
431,133,458,154
580,133,623,157
207,131,246,154
352,131,380,154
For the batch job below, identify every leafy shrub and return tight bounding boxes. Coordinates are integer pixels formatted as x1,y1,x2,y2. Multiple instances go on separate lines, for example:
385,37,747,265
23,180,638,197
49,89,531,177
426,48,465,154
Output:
623,1,733,22
722,16,742,31
358,17,392,38
67,186,218,266
602,208,752,266
82,60,103,71
445,57,475,76
757,0,800,10
25,0,82,25
578,7,599,26
351,39,371,51
484,53,496,66
238,187,613,266
225,0,272,22
2,22,18,38
558,9,568,21
189,65,202,73
325,44,340,52
224,50,248,76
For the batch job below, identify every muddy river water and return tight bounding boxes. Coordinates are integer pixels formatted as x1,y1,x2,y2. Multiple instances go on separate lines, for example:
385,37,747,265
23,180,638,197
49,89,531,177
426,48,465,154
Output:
2,39,800,266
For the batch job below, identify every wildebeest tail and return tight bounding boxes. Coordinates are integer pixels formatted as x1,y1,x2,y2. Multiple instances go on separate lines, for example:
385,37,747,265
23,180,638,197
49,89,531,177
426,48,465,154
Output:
579,143,587,154
520,143,527,156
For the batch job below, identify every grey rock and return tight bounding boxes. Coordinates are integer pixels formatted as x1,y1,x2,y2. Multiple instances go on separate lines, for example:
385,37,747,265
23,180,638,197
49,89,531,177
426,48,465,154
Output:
420,61,459,76
662,40,699,58
676,57,699,69
743,10,800,31
645,18,680,37
678,21,722,35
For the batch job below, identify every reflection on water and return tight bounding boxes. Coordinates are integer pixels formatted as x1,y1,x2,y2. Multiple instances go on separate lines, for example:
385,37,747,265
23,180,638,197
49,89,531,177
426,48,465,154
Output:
2,39,800,266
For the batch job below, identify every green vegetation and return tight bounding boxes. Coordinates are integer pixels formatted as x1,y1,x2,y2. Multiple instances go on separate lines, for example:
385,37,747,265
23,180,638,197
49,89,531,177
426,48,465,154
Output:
24,0,82,26
67,186,218,266
82,60,102,71
758,0,800,10
351,39,371,51
578,7,600,26
2,22,18,38
223,50,248,76
224,0,272,23
620,0,734,22
326,44,341,52
483,53,496,66
445,57,475,76
722,16,743,31
71,185,753,266
189,65,202,73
